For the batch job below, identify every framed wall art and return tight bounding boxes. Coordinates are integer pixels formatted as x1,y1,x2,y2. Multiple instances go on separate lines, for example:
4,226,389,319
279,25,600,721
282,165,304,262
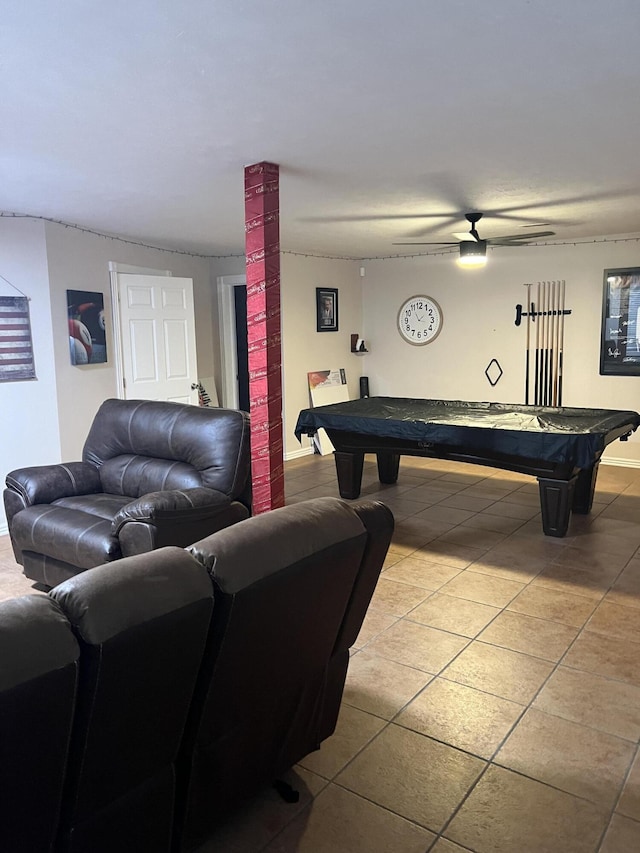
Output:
600,268,640,375
0,296,36,382
316,287,338,332
67,289,107,365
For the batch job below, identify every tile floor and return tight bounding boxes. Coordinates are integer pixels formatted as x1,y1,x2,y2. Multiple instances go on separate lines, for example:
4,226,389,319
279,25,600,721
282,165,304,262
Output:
3,452,640,852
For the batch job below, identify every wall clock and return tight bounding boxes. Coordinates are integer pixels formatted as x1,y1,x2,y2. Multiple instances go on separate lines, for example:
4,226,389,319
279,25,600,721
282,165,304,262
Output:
397,295,443,345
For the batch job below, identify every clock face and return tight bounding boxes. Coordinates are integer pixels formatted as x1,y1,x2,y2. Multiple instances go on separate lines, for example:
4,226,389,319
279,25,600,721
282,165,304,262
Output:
397,295,443,345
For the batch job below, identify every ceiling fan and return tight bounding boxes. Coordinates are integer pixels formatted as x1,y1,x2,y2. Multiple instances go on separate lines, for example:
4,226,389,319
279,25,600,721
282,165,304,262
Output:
393,212,555,266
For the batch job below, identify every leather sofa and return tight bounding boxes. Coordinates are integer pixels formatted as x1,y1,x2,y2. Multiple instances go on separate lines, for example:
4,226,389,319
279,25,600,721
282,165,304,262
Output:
4,398,251,588
0,496,393,853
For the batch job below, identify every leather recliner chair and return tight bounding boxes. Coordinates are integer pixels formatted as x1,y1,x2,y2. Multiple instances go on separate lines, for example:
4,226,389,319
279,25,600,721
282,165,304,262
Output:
173,495,394,852
4,398,251,588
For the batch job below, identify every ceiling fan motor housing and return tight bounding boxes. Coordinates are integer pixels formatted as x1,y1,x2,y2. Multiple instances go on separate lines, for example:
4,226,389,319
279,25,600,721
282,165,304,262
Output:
459,239,487,261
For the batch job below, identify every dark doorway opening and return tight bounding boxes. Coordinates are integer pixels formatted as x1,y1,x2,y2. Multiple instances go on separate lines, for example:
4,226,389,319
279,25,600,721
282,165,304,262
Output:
234,285,250,412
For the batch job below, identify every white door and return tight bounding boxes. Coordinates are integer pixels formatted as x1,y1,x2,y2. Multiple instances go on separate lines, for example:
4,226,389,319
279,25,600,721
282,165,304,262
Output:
116,273,199,404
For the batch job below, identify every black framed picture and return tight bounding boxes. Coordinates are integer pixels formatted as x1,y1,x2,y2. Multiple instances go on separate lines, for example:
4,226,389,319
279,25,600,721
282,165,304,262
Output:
316,287,339,332
600,268,640,375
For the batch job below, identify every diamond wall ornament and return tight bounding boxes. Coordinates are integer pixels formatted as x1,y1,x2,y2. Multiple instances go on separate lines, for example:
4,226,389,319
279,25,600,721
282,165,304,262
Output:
485,358,503,387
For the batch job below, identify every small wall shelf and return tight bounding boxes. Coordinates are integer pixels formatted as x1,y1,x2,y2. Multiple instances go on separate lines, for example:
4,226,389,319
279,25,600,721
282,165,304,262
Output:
350,333,369,354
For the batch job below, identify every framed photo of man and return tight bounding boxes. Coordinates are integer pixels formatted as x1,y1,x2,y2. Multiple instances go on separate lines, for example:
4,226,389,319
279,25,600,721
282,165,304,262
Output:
316,287,338,332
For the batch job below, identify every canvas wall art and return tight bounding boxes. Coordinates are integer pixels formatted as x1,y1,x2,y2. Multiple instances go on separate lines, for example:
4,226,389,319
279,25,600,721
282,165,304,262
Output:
67,290,107,365
0,296,36,381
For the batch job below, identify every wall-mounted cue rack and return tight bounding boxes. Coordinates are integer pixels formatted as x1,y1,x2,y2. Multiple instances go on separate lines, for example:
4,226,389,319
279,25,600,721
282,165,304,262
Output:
515,281,572,407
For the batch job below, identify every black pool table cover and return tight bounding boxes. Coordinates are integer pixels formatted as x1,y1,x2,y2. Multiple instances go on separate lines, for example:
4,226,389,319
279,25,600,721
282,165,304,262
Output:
294,397,640,469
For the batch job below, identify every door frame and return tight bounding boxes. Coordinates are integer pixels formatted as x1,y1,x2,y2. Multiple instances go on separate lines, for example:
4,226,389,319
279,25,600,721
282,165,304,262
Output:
216,274,246,408
108,262,172,399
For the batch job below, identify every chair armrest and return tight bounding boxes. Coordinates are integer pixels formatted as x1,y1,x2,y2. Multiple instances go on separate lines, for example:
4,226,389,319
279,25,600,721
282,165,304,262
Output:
111,487,235,535
5,462,101,508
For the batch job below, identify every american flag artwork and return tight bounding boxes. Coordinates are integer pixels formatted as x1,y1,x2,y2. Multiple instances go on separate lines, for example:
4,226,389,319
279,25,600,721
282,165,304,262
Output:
0,296,36,381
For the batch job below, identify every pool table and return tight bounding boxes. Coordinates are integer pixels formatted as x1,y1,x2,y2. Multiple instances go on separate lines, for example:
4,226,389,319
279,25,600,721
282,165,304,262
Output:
295,397,640,537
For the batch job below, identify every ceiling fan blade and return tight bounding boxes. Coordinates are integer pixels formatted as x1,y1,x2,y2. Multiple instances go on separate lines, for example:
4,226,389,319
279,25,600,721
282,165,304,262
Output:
486,230,555,244
392,241,459,246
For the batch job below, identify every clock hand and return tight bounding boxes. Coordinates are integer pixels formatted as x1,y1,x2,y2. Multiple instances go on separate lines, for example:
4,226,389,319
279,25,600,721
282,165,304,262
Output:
415,314,424,321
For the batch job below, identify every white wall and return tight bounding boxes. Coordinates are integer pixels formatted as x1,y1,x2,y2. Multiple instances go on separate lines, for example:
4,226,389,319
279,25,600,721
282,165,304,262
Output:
281,253,363,457
209,253,364,458
360,238,640,463
0,219,61,533
44,222,215,459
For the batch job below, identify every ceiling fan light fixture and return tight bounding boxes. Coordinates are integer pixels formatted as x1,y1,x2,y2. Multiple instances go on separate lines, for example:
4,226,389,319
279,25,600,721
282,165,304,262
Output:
457,239,487,267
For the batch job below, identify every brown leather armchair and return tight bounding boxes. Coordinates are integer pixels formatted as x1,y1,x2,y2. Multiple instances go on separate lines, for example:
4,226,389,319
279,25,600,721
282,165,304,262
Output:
4,398,251,588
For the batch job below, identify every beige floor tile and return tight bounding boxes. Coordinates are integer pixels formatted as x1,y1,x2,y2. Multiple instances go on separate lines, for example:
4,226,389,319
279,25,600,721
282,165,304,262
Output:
413,540,486,569
530,561,613,601
430,839,471,853
365,619,469,674
605,564,640,610
507,585,597,627
438,494,498,513
263,783,436,853
443,641,553,704
353,608,399,650
444,765,608,853
617,751,640,821
195,767,327,853
483,500,540,520
395,677,523,759
343,652,432,720
382,557,461,590
369,578,431,617
563,631,640,688
460,511,526,535
478,610,578,662
297,704,386,780
552,541,634,571
586,599,640,644
438,570,525,608
495,707,635,809
437,525,507,552
599,813,640,853
336,723,485,832
409,593,500,638
468,549,546,583
412,504,477,525
534,666,640,741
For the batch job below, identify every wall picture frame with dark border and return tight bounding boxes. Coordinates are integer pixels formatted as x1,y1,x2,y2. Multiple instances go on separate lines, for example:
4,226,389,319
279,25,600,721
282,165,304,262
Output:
67,289,107,365
316,287,338,332
600,267,640,376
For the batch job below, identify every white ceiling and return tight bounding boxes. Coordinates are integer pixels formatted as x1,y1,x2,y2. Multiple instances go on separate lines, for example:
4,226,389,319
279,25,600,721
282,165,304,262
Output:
3,0,640,259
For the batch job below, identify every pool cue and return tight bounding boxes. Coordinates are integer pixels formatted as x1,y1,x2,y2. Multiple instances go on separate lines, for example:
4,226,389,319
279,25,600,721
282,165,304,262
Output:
549,281,556,405
558,280,566,405
544,281,548,403
553,281,560,406
533,282,540,406
524,283,532,404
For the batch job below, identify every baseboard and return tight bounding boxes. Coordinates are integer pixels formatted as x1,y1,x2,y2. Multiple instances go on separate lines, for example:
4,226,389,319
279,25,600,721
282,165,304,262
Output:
0,522,8,537
602,456,640,469
284,445,315,461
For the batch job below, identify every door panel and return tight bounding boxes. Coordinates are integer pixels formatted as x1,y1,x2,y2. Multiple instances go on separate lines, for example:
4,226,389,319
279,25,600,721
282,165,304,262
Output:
117,274,198,403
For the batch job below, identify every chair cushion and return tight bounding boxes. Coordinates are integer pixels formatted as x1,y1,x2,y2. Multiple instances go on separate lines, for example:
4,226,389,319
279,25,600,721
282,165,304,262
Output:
11,505,121,569
54,493,132,520
99,455,202,498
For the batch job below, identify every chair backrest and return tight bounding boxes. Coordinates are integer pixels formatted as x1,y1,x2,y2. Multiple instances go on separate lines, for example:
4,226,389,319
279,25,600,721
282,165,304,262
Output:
82,398,250,499
50,547,214,853
0,595,79,853
174,496,394,851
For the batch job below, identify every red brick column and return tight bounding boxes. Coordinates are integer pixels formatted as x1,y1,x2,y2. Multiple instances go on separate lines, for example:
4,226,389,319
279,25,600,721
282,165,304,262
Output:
244,161,284,514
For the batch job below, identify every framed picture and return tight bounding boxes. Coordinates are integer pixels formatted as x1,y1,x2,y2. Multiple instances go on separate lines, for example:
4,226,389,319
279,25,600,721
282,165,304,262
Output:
316,287,338,332
67,290,107,365
600,268,640,375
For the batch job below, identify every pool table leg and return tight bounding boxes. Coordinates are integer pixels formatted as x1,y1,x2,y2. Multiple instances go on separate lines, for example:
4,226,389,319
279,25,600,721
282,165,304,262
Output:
334,451,365,499
572,461,600,514
376,452,401,484
537,476,577,537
